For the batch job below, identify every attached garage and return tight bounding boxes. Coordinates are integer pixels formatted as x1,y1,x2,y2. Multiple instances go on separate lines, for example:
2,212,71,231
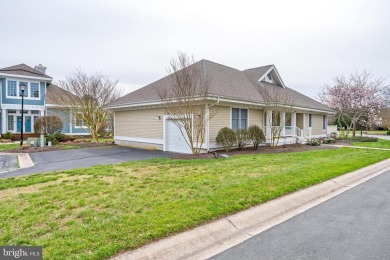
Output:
164,119,192,154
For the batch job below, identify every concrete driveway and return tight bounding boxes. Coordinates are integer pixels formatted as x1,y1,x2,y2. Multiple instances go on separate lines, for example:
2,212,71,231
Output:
0,145,174,178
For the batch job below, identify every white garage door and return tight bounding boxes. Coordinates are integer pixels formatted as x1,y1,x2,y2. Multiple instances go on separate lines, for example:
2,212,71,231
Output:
165,119,192,154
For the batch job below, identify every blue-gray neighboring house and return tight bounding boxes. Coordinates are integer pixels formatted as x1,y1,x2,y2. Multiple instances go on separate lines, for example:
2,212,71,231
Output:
0,64,88,136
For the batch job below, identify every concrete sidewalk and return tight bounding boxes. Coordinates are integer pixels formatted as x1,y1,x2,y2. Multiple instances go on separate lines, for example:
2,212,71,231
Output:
112,158,390,260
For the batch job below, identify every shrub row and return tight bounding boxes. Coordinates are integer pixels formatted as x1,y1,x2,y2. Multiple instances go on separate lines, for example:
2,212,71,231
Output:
216,125,265,152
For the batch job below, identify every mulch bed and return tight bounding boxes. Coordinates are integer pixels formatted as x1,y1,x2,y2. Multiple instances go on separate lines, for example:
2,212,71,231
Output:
173,141,345,160
6,142,114,153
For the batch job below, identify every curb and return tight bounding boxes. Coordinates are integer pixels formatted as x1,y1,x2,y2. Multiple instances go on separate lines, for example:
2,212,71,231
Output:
112,158,390,260
17,153,34,168
0,152,34,169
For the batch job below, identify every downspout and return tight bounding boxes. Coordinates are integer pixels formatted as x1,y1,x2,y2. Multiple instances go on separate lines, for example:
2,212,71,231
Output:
206,97,220,152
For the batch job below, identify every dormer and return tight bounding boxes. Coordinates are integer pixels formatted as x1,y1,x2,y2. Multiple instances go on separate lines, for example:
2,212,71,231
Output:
244,64,286,88
258,65,286,88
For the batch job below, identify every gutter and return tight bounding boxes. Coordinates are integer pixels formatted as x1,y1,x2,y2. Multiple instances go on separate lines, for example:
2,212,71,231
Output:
206,97,220,152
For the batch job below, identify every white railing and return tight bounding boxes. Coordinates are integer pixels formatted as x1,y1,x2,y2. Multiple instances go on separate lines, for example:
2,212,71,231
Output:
303,127,312,140
263,126,312,142
295,127,303,141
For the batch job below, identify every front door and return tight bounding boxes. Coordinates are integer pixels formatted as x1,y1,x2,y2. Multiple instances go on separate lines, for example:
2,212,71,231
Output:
17,116,22,132
25,116,31,132
16,116,31,132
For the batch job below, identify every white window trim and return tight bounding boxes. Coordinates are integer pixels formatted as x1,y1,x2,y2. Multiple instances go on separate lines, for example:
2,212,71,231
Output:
74,113,87,128
323,115,327,131
6,78,41,100
231,107,249,131
30,82,41,99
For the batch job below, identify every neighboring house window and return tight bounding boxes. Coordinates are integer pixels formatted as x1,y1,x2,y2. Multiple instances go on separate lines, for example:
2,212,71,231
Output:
323,115,326,130
75,114,86,127
7,80,17,97
308,114,312,127
30,83,40,98
7,115,14,131
19,82,28,97
232,108,248,131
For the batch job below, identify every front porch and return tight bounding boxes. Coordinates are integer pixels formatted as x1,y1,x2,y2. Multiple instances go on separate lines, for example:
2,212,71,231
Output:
263,110,312,145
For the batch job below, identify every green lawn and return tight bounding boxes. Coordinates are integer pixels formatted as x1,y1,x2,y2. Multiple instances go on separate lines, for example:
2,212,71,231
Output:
363,130,388,135
0,143,19,152
0,148,389,259
351,138,390,149
59,145,82,150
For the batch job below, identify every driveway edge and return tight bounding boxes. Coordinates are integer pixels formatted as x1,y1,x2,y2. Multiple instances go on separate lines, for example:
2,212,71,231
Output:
17,153,34,168
113,159,390,260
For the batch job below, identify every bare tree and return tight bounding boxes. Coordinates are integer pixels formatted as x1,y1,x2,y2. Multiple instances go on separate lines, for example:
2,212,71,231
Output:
259,85,294,148
55,69,121,142
319,71,386,137
158,52,212,154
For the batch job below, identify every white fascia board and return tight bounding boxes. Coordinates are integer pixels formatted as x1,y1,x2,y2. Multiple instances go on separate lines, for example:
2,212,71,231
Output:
257,65,286,88
107,95,334,114
0,73,52,82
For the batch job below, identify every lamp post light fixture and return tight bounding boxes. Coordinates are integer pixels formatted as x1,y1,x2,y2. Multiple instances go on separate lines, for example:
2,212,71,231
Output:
19,82,26,146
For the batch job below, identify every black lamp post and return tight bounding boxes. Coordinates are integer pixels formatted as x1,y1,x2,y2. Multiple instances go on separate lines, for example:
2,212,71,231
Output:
19,82,26,146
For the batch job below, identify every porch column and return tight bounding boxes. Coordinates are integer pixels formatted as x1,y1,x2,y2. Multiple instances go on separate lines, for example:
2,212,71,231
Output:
280,112,285,137
303,113,306,129
1,110,6,134
266,110,272,141
291,112,296,136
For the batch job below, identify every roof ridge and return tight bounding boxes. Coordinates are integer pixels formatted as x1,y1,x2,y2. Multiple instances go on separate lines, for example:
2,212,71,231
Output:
199,59,242,72
0,63,52,78
243,64,274,72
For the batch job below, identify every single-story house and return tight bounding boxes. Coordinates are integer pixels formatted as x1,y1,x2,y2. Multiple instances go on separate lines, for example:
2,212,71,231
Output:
106,60,334,153
0,64,89,136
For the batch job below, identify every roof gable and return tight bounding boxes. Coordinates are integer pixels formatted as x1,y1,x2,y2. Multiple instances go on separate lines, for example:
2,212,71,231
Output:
245,65,286,88
0,64,52,80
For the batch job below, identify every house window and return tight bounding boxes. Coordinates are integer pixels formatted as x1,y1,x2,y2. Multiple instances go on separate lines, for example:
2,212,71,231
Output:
19,82,29,97
232,108,248,131
75,114,86,127
30,83,39,98
309,114,312,127
31,110,40,114
7,80,17,97
7,115,14,131
8,110,16,114
323,115,326,130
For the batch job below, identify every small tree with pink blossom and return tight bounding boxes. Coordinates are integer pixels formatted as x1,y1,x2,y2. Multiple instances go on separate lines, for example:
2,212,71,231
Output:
319,71,386,138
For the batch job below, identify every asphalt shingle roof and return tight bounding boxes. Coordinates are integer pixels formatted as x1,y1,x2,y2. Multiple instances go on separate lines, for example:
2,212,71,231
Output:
107,60,333,112
0,64,52,79
45,83,73,105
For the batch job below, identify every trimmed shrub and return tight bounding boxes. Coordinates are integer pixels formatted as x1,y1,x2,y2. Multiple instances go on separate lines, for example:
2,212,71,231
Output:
387,130,390,135
2,132,12,140
248,125,265,150
236,129,251,151
323,137,335,144
309,139,322,146
34,116,63,135
45,133,75,145
216,127,237,152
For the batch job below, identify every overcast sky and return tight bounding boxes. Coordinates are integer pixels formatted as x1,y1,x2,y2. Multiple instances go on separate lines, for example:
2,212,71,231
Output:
1,0,389,99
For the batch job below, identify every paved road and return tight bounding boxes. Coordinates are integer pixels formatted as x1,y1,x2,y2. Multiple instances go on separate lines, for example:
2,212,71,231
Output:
0,145,173,178
0,155,18,173
212,171,390,260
